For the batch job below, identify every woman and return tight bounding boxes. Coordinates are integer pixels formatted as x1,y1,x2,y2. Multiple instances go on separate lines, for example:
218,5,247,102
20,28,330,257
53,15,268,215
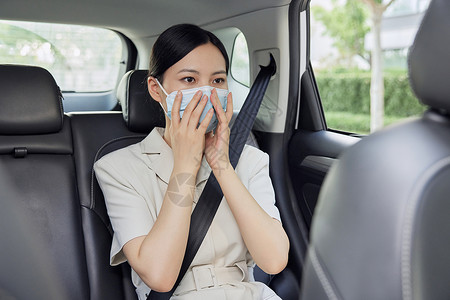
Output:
94,23,289,300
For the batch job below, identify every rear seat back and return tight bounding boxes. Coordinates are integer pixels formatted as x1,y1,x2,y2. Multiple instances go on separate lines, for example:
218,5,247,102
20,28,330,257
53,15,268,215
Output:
69,69,165,300
0,65,90,299
70,112,143,300
0,65,153,300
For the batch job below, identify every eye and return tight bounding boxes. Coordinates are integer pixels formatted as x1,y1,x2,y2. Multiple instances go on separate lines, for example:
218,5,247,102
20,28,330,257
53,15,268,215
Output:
212,78,226,84
182,77,195,83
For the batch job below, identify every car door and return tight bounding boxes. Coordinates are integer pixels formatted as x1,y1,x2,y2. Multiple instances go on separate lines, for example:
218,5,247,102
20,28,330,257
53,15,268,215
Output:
288,61,359,229
284,0,429,249
249,0,360,285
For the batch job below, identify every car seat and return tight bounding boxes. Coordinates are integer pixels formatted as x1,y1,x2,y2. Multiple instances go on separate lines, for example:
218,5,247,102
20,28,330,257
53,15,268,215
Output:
300,0,450,299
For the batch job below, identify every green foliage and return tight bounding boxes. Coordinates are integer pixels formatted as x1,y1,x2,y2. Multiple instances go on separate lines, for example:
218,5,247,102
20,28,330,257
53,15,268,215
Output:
313,0,370,62
316,71,426,117
325,111,409,134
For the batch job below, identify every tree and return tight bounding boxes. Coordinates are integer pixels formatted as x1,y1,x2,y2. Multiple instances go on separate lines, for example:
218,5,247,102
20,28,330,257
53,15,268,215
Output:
358,0,397,132
314,0,399,132
313,0,370,66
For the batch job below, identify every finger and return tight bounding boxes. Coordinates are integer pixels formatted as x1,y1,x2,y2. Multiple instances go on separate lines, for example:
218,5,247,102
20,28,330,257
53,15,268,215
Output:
181,90,203,124
189,94,208,130
204,131,214,146
171,91,182,127
211,89,228,125
197,108,214,134
225,92,233,122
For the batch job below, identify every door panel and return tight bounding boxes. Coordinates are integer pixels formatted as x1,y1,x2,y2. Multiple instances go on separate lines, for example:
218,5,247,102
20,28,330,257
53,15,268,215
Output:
288,129,359,228
253,130,309,283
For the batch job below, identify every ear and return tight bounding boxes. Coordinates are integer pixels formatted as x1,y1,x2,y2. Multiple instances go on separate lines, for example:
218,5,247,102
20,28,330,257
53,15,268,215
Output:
147,76,164,103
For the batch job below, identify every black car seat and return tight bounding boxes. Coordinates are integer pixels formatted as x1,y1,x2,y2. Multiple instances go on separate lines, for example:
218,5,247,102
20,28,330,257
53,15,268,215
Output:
0,64,147,300
69,69,165,300
0,165,68,300
0,65,90,300
300,0,450,299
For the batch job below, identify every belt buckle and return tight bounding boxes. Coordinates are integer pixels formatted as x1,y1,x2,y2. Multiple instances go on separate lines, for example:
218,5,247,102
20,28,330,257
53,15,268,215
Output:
192,265,218,291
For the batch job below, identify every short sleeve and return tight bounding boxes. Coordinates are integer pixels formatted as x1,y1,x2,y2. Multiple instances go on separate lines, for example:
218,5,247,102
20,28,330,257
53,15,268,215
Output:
94,157,155,266
247,150,281,222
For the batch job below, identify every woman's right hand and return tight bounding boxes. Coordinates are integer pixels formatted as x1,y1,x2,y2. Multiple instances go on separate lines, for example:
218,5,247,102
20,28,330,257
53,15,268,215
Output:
168,90,214,175
122,90,215,293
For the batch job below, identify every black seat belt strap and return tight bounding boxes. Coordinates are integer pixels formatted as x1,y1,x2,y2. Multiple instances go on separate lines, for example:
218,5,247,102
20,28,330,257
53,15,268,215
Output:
148,54,276,300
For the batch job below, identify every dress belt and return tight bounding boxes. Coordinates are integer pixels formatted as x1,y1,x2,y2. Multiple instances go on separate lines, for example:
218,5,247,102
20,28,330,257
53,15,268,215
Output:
174,260,249,294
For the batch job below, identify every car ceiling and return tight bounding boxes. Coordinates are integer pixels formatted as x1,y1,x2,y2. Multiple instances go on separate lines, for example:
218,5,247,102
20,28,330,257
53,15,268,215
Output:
0,0,291,38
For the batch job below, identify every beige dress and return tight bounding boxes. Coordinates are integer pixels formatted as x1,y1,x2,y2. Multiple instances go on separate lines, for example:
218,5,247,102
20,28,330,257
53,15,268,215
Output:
94,127,282,300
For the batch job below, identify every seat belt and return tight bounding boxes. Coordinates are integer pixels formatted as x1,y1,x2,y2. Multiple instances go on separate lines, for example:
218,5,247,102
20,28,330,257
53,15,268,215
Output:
148,54,276,300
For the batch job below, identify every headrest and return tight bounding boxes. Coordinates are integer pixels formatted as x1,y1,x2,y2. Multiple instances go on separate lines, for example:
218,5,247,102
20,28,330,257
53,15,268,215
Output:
408,0,450,113
116,70,165,133
0,65,63,135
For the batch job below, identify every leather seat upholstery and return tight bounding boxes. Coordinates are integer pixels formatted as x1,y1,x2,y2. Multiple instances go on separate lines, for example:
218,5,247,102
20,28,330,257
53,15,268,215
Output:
0,65,90,299
69,69,164,300
300,0,450,299
116,70,166,132
0,65,149,300
0,65,63,135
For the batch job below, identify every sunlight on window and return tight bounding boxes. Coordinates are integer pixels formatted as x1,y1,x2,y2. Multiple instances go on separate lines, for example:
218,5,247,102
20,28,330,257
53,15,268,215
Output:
231,32,250,87
0,20,122,92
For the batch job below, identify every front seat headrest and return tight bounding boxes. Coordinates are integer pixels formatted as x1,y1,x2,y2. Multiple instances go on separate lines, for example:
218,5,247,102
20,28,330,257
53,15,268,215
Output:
116,70,165,133
408,0,450,113
0,65,63,135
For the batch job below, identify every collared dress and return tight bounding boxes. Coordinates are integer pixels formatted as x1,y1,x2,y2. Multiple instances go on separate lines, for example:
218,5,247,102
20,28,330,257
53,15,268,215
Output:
94,127,282,300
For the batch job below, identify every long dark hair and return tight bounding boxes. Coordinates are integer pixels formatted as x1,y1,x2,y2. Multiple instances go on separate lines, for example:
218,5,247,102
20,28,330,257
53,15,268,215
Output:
148,24,229,83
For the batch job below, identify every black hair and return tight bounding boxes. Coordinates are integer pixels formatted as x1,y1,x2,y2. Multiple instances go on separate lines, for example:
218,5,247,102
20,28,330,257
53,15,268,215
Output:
148,24,229,83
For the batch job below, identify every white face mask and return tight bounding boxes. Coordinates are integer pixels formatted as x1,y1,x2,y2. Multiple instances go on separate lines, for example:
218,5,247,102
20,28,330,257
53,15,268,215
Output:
156,79,229,132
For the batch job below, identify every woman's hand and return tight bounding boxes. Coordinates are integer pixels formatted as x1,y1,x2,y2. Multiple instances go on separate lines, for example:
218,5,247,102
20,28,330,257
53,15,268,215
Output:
123,90,215,293
205,90,233,173
169,90,214,174
206,88,289,274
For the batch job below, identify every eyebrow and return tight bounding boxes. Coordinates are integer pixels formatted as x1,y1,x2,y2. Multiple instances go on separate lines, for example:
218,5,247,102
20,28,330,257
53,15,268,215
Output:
177,69,227,76
212,70,227,76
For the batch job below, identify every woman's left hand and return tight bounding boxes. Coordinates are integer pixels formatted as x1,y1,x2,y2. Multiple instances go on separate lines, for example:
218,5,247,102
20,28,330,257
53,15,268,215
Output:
206,89,290,274
205,89,233,173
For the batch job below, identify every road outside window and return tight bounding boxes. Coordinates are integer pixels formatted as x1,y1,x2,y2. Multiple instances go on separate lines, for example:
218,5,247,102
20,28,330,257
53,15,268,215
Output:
0,20,122,92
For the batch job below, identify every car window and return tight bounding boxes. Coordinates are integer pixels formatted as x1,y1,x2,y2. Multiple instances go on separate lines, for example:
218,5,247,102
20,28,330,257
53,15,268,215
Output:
0,20,123,93
310,0,430,134
227,31,250,111
231,32,250,87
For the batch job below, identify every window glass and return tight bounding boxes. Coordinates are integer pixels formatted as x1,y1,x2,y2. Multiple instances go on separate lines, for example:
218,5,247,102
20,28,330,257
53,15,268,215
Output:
231,32,250,87
384,0,430,17
0,20,122,92
310,0,430,134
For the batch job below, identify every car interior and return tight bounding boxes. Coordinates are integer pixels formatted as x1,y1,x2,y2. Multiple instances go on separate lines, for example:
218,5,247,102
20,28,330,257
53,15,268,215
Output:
0,0,449,299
